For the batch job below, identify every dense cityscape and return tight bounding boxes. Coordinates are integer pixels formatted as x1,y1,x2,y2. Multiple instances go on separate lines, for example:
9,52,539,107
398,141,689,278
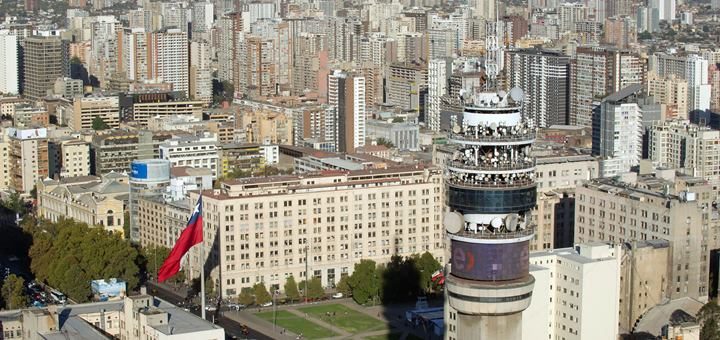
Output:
1,0,720,339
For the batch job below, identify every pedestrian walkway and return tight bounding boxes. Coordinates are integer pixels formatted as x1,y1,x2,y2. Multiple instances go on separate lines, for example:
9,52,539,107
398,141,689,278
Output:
286,309,352,338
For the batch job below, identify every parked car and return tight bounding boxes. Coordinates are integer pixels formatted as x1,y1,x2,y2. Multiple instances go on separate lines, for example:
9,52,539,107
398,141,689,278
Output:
260,302,273,307
205,305,217,312
227,303,245,310
332,293,343,299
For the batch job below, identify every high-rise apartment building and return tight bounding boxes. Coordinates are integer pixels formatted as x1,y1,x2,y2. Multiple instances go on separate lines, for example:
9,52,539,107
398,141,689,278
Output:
559,3,587,32
175,167,445,296
575,171,720,301
191,2,214,34
651,53,712,112
648,120,720,197
237,36,276,98
0,33,19,94
328,70,366,153
592,84,644,178
23,35,64,100
570,47,645,127
427,59,450,132
8,127,49,193
649,0,676,21
647,73,688,119
686,55,711,111
150,29,189,97
69,95,121,131
386,62,428,114
603,16,637,49
507,48,571,127
189,40,212,105
473,0,496,20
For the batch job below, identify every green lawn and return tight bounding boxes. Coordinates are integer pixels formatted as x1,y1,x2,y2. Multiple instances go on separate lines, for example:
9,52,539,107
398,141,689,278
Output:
298,304,389,334
255,310,338,339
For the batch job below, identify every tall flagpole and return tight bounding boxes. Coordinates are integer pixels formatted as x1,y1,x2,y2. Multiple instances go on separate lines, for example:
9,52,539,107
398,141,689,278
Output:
200,191,206,320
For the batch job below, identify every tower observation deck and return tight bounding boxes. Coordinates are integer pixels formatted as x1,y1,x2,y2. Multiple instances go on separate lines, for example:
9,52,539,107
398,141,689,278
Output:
444,89,536,339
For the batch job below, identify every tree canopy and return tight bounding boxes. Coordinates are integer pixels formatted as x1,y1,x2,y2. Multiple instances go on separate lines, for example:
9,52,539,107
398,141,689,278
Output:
346,252,441,305
238,287,254,305
1,274,28,310
92,116,110,130
307,277,324,300
698,300,720,340
253,283,272,305
28,218,140,302
284,276,300,302
139,246,184,284
348,259,381,305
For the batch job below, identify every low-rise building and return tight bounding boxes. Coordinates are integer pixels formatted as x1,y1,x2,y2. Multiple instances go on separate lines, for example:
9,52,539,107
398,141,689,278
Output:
37,173,128,235
69,94,121,131
91,130,180,175
0,294,224,340
159,133,219,179
48,137,91,178
366,119,420,151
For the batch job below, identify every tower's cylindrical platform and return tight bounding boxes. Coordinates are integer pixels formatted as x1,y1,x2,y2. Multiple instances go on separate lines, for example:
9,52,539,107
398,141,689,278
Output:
444,90,537,339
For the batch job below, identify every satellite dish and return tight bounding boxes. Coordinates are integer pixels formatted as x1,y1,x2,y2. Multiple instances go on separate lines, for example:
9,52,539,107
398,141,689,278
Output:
490,122,497,130
452,124,461,134
509,87,525,102
498,90,507,99
490,217,503,229
443,212,464,234
505,214,519,231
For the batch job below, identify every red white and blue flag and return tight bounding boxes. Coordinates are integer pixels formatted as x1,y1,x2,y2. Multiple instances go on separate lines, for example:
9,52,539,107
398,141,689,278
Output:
157,195,204,283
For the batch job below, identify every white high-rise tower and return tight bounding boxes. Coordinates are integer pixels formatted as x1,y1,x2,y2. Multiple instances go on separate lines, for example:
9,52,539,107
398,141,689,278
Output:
0,32,19,94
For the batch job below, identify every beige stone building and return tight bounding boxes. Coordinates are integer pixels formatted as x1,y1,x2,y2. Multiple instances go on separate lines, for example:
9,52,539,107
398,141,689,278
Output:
132,100,204,127
48,137,91,178
648,120,720,199
532,145,599,250
236,109,293,145
141,166,445,297
619,239,671,333
647,73,688,120
69,94,121,131
575,170,720,301
37,173,128,235
7,127,49,193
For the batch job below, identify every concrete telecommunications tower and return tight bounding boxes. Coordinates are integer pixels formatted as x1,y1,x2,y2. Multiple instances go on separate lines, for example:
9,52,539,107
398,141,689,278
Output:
444,88,536,339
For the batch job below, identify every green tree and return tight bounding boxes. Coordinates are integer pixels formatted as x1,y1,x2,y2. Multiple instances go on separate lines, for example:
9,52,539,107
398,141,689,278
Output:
140,245,170,281
2,191,26,218
238,287,254,305
638,31,653,40
253,283,272,305
376,137,394,148
336,275,351,296
92,116,110,130
307,277,324,300
348,259,380,305
123,211,130,239
698,300,720,340
284,276,300,302
416,252,442,293
1,274,28,309
27,218,140,302
205,277,215,297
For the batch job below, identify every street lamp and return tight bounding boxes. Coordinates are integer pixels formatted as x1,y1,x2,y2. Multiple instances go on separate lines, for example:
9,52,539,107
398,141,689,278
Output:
272,290,279,331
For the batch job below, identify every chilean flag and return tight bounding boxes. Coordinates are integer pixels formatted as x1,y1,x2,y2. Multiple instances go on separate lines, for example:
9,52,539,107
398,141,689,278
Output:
157,195,204,283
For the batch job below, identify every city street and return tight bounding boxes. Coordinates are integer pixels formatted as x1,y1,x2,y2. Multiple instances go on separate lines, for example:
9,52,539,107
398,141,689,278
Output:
146,281,272,340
